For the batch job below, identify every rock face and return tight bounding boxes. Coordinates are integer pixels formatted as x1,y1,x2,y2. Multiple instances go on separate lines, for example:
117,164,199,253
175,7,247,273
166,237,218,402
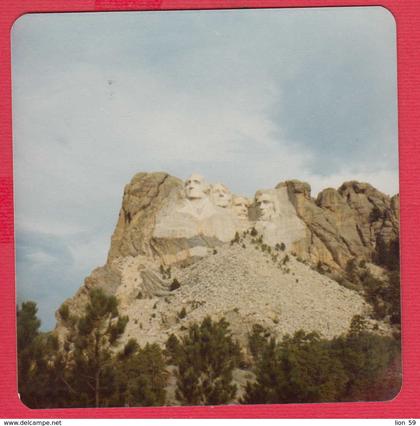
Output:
55,172,399,346
283,180,399,270
108,172,183,261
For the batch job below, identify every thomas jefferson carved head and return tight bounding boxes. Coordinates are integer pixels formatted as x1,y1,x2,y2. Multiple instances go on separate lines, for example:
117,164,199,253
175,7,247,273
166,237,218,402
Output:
185,173,208,200
255,190,276,221
232,196,250,219
211,183,232,208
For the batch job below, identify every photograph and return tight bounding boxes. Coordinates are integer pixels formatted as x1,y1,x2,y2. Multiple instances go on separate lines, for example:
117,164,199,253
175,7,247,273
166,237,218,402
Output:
12,6,401,409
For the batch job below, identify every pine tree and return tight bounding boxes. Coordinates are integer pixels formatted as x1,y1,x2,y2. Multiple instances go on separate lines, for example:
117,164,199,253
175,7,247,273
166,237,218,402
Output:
113,340,167,407
31,333,73,408
17,302,70,408
248,324,270,362
387,237,400,271
173,316,242,405
67,288,128,407
375,235,389,267
330,316,401,401
165,333,182,364
17,301,41,406
243,330,348,404
374,235,400,271
387,270,401,324
242,337,283,404
131,343,167,406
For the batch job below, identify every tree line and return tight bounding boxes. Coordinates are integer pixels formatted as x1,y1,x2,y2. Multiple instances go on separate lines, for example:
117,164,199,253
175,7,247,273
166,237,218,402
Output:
17,289,401,408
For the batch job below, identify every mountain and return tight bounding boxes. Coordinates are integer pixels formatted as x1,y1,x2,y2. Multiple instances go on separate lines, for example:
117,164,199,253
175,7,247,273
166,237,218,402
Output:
54,172,400,348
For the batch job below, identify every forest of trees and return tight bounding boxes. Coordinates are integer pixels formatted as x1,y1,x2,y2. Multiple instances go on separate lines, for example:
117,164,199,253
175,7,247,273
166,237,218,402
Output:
17,290,401,408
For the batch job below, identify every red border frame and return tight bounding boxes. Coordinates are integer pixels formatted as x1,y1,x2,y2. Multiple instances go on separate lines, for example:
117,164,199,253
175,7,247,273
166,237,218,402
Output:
1,0,419,419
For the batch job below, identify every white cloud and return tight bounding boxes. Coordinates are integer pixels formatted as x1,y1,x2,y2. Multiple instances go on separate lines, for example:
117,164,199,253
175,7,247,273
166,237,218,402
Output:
306,168,399,198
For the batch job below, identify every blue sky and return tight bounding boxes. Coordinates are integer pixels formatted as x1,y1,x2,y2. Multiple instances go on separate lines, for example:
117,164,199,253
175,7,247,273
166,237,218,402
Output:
11,7,398,330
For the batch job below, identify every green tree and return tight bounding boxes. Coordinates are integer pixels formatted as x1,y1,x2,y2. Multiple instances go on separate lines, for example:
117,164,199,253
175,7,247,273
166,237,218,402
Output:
17,301,42,406
345,258,359,284
17,302,70,408
67,288,128,407
374,235,400,271
242,337,283,404
387,237,400,271
113,340,167,407
131,343,167,406
330,317,401,401
17,301,40,351
248,324,270,362
386,270,401,324
361,268,401,323
31,334,74,408
173,316,242,405
165,333,182,364
243,330,348,404
348,315,367,335
374,235,389,267
178,307,187,319
170,279,181,291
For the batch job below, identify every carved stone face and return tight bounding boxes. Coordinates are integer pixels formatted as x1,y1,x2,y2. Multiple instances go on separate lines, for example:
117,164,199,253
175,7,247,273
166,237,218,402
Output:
185,174,207,200
255,191,276,221
232,196,250,219
211,183,232,208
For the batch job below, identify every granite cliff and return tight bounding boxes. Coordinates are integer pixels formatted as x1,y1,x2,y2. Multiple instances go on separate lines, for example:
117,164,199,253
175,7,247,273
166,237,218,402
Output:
55,172,400,348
